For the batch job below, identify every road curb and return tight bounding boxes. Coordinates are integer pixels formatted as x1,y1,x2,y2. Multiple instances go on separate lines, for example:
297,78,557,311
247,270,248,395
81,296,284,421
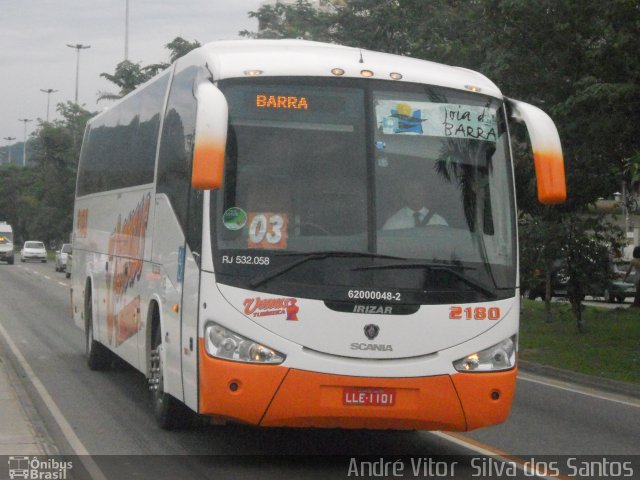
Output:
0,349,54,455
519,359,640,399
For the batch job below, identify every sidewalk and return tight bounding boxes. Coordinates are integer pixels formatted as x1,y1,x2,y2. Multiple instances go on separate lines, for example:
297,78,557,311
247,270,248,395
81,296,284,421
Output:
0,350,46,455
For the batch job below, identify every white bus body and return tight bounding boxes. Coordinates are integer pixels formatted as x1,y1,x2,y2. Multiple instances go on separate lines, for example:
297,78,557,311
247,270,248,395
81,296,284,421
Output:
71,40,565,430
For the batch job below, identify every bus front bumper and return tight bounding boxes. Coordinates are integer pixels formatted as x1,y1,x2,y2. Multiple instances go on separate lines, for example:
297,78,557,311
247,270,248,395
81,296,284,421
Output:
199,345,516,431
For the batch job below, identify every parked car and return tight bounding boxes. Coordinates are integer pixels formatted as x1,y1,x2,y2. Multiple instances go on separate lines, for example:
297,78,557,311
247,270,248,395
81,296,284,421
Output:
526,266,567,300
20,241,47,263
55,243,72,272
527,260,636,303
587,261,636,303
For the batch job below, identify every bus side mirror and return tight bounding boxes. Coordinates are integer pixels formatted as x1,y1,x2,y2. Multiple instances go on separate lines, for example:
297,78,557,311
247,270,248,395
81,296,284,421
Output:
507,98,566,204
192,82,228,190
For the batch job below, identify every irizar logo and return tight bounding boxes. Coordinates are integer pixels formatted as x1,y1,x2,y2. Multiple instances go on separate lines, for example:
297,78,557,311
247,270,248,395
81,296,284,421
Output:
351,342,393,352
353,305,393,314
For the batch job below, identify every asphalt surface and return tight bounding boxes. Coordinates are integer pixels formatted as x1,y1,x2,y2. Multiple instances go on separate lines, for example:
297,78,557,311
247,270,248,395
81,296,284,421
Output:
0,260,638,479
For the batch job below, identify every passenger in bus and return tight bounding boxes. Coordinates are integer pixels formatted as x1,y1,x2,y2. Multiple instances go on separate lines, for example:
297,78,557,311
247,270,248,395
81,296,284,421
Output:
382,177,447,229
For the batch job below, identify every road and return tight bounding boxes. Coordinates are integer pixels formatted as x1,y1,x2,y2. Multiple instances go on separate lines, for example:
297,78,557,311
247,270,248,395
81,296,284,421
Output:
0,260,638,479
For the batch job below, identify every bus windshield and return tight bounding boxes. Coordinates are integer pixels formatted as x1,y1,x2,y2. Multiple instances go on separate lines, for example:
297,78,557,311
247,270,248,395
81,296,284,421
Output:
212,78,516,304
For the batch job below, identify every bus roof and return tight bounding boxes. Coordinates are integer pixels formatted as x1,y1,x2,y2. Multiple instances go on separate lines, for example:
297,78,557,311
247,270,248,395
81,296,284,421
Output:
200,39,503,99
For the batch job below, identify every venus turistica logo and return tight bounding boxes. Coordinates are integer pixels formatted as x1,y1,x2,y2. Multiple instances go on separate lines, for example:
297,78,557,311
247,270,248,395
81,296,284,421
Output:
243,296,299,320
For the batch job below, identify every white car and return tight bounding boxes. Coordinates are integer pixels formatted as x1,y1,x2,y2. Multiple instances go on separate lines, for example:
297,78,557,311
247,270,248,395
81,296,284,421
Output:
55,243,72,272
21,241,47,263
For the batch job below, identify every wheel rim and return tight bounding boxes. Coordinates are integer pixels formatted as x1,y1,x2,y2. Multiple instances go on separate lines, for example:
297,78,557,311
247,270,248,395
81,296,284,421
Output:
86,319,93,356
86,299,93,357
149,345,165,409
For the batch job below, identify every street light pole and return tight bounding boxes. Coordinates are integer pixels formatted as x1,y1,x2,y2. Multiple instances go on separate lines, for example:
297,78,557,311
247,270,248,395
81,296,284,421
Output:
17,119,32,167
40,88,58,122
66,43,91,104
125,0,130,61
3,137,16,165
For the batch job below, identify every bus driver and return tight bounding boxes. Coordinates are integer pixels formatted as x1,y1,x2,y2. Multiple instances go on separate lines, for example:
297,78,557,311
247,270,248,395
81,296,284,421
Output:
383,176,448,229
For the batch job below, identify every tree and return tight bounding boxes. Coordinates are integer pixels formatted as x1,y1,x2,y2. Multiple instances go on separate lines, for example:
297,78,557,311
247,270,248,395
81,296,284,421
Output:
240,0,334,41
165,37,201,63
519,211,566,323
99,37,201,101
561,216,624,332
0,103,93,245
98,60,155,101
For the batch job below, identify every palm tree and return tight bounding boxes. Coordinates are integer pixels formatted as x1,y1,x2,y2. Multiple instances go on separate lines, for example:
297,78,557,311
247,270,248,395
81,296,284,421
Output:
97,37,201,102
97,61,155,101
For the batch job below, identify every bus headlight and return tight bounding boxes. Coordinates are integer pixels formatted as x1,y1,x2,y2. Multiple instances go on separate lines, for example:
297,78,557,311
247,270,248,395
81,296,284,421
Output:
453,336,516,372
204,322,285,364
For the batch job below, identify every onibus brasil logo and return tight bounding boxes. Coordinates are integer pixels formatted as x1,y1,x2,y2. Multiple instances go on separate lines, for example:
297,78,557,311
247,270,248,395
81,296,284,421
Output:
7,456,72,480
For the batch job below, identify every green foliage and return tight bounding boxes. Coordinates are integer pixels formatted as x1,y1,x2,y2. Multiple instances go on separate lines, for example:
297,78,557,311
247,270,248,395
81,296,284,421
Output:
0,103,93,245
520,212,624,330
520,300,640,384
99,36,201,101
98,60,155,100
165,37,201,63
240,0,334,41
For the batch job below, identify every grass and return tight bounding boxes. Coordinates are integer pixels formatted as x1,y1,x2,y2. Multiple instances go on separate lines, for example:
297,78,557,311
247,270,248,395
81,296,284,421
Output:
519,300,640,384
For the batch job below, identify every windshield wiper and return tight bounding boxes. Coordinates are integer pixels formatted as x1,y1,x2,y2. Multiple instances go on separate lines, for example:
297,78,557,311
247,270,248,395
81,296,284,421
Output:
249,251,405,289
352,262,496,299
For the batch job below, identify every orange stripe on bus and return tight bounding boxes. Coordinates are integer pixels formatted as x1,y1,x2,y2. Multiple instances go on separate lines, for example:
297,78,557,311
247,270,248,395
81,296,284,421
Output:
533,150,566,204
192,140,225,190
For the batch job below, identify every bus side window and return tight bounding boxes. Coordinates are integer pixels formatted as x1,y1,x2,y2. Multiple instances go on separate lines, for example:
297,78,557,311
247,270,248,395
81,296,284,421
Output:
157,63,202,254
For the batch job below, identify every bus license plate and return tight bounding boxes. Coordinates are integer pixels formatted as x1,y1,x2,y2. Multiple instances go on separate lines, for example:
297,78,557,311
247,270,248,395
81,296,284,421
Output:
343,387,396,406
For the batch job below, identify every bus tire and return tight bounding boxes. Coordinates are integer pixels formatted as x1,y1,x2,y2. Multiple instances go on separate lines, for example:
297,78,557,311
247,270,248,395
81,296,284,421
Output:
149,322,191,429
85,285,111,370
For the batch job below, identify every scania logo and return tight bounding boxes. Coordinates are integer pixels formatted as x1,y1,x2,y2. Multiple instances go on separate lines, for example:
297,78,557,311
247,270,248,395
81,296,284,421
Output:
350,342,393,351
364,324,380,340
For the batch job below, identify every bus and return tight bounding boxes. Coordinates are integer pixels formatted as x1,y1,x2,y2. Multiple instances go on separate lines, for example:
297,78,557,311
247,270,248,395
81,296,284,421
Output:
70,39,566,430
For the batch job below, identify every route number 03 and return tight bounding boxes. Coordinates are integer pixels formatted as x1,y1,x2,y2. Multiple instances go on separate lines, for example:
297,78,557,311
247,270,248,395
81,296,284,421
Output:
449,306,500,320
248,212,288,249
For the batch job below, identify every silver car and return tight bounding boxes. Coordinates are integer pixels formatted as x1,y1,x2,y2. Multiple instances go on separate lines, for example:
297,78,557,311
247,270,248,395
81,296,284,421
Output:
55,243,72,272
20,241,47,263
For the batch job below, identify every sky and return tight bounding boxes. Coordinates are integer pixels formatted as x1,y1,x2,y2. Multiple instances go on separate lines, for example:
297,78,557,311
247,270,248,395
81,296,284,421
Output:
0,0,263,143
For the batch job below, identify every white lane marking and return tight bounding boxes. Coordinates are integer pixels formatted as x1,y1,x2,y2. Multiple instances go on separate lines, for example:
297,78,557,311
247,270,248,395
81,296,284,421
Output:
17,265,69,288
0,321,108,480
518,372,640,408
430,432,558,480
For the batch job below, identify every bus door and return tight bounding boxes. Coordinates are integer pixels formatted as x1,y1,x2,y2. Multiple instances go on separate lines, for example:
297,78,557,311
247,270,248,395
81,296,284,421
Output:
179,218,202,412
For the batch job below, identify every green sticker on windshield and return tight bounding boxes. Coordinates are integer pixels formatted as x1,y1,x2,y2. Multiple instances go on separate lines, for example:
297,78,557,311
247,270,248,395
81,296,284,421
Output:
223,207,247,231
